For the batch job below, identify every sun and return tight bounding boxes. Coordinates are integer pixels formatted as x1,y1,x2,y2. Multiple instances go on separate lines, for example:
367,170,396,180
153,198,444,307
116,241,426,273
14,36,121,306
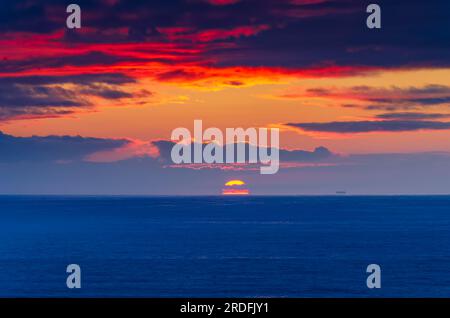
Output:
225,180,246,186
222,179,250,195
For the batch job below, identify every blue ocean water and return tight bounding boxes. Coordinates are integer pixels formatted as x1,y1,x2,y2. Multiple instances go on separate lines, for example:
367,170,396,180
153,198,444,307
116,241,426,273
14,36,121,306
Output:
0,195,449,297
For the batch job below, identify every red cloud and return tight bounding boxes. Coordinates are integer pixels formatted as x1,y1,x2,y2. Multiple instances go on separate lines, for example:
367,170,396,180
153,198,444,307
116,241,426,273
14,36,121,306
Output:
0,30,376,86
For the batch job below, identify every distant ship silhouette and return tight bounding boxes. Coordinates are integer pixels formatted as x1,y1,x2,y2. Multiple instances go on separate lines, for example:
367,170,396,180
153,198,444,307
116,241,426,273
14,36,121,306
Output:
336,191,347,195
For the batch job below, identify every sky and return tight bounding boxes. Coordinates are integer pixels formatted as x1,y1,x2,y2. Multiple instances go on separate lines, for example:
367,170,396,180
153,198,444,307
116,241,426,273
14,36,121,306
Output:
1,0,450,194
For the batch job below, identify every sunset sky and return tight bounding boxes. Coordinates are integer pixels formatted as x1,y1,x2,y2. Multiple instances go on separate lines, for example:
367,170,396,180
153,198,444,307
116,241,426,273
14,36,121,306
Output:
1,0,450,194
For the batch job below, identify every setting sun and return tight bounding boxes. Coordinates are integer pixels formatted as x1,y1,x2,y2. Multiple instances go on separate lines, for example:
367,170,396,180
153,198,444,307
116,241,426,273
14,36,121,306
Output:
222,179,249,195
225,180,246,187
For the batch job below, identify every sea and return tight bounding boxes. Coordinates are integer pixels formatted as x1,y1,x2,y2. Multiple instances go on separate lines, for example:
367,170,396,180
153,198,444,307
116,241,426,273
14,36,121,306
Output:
0,195,449,297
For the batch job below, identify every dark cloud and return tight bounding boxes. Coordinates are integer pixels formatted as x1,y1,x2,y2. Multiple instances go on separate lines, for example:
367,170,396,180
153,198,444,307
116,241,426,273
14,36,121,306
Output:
368,97,450,107
0,107,74,121
0,131,129,162
152,140,335,163
0,52,148,73
376,112,450,120
0,84,86,108
78,84,133,99
288,85,450,111
280,146,333,161
0,73,139,120
0,0,352,32
287,120,450,133
3,139,450,194
155,69,204,82
211,0,450,68
3,131,450,195
0,73,135,86
0,0,449,70
0,133,334,166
